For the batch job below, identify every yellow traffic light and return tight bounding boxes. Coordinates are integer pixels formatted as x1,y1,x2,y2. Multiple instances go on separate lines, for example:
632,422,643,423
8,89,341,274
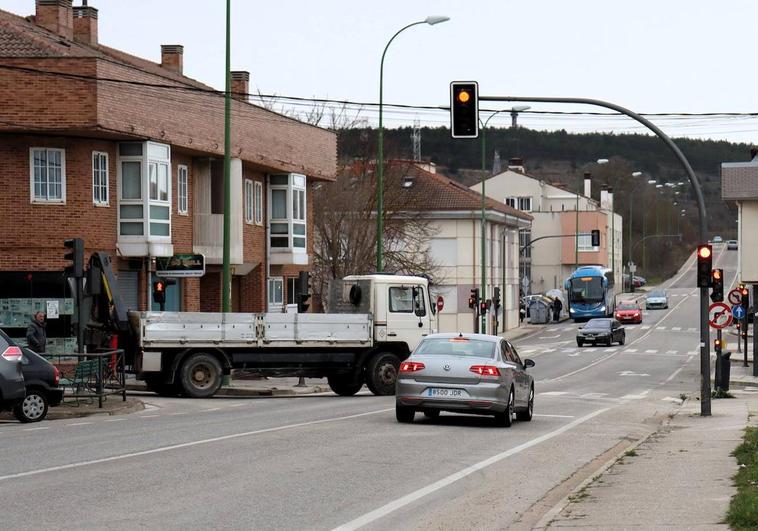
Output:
457,90,471,103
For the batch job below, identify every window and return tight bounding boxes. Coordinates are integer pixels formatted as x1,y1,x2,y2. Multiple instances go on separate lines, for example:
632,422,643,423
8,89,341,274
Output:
117,141,171,238
268,173,307,252
518,197,532,212
577,233,599,252
519,229,531,259
504,197,516,208
244,179,254,224
30,148,65,203
268,278,283,307
92,151,109,206
286,276,301,305
254,181,263,225
389,287,413,313
177,165,188,215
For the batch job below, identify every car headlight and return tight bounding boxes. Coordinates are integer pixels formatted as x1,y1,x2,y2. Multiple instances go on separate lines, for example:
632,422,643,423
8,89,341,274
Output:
598,306,606,312
569,308,575,313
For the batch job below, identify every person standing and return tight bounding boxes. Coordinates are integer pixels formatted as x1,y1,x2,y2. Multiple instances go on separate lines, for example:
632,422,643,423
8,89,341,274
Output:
26,311,47,353
553,298,562,322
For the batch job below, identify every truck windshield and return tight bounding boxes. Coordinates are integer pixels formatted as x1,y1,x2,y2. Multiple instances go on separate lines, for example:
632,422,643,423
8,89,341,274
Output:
415,338,495,358
569,277,604,303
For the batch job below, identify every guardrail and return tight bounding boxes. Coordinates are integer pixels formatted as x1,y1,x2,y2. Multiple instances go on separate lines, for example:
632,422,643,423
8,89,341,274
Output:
43,349,127,408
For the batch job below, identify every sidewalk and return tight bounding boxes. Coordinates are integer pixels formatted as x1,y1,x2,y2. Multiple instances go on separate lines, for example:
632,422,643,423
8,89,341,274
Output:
541,363,758,530
126,376,332,397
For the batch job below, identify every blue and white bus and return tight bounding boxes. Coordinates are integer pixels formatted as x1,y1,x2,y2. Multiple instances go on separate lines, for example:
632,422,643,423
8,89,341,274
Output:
564,266,615,321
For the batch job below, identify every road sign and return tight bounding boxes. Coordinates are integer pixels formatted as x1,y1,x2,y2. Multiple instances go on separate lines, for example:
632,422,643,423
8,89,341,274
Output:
155,254,205,277
708,302,733,329
732,305,746,320
436,296,445,312
728,289,742,306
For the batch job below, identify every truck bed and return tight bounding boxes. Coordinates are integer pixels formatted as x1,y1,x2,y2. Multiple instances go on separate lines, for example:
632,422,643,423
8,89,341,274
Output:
129,311,373,349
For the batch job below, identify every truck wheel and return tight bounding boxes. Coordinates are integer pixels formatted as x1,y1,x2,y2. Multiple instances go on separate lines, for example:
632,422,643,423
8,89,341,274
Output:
365,352,400,396
327,375,363,396
179,353,223,398
144,374,180,397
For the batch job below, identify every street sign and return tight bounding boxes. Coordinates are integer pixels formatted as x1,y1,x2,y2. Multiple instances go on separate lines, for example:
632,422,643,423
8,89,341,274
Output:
155,254,205,278
436,296,445,313
728,289,742,306
708,302,733,329
732,305,746,320
629,263,637,273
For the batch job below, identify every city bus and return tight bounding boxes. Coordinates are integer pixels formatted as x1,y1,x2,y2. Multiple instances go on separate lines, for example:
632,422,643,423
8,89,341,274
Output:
564,266,615,321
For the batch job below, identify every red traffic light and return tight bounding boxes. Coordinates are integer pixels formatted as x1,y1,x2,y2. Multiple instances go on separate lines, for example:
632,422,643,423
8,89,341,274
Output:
740,287,749,296
698,245,712,259
155,281,165,292
711,270,721,280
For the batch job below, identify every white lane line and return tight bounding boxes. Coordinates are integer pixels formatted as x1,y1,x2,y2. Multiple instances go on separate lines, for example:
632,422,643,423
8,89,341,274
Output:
663,366,686,384
66,422,93,427
584,348,597,352
547,327,561,332
666,350,678,355
168,412,188,416
672,327,682,331
624,349,638,353
645,349,658,354
203,408,221,412
603,348,615,352
622,390,651,400
332,408,609,531
542,349,556,353
656,327,667,331
579,393,606,399
140,415,161,419
104,418,125,423
537,391,569,396
688,328,697,332
520,349,537,354
24,426,50,431
547,352,616,382
640,325,651,330
538,335,560,340
228,404,245,408
0,408,394,483
534,414,575,418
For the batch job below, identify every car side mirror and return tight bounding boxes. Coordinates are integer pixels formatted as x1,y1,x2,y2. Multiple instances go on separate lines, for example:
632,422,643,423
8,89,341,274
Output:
524,359,535,369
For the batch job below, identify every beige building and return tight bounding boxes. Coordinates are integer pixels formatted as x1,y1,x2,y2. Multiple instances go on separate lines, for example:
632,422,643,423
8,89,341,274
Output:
471,161,623,295
722,152,758,283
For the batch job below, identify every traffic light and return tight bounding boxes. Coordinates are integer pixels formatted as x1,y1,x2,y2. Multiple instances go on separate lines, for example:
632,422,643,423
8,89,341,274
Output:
591,229,600,248
714,337,726,351
710,269,724,302
740,284,750,311
493,287,501,311
298,270,311,313
152,278,176,310
63,238,84,278
468,288,479,310
479,300,489,316
450,81,479,138
696,244,712,288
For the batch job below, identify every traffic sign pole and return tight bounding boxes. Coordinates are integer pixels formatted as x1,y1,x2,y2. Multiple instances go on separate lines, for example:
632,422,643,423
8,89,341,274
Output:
753,284,758,377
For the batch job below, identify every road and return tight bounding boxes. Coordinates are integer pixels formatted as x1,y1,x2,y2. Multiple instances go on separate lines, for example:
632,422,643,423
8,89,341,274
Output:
0,245,739,530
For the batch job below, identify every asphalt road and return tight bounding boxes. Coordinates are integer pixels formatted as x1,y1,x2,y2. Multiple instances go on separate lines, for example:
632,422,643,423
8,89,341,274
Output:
0,245,738,530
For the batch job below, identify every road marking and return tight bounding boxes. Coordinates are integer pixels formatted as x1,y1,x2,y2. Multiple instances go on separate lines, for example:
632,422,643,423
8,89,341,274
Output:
203,408,221,412
645,349,658,354
140,415,161,419
672,327,682,331
666,350,678,355
622,390,651,400
547,352,617,382
641,325,651,330
229,404,245,408
332,408,609,531
0,408,394,483
560,348,575,353
520,349,537,354
663,366,686,384
619,371,650,377
624,348,638,353
533,414,575,418
604,348,615,352
584,348,597,352
104,418,125,422
656,326,667,331
687,328,697,332
547,327,561,332
168,412,188,416
538,391,569,396
579,393,607,399
542,348,556,353
23,426,49,431
568,353,580,357
538,335,560,340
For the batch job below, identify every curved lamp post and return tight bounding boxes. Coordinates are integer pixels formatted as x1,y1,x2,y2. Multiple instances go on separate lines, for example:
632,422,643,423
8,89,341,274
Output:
375,16,450,272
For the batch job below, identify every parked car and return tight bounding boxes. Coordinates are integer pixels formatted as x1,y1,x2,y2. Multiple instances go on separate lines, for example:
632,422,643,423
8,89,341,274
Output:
577,318,625,347
646,290,669,310
14,347,63,423
633,276,647,288
0,329,26,413
615,300,642,324
727,240,738,250
395,333,535,427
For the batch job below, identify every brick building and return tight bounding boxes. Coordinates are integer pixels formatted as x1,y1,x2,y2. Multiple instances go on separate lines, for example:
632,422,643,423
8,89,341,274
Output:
0,1,336,346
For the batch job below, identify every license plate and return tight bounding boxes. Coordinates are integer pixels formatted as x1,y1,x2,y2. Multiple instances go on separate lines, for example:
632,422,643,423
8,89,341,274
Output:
426,388,469,398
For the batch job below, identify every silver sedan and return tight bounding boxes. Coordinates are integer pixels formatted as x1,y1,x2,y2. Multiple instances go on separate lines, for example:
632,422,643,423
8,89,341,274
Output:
395,333,535,427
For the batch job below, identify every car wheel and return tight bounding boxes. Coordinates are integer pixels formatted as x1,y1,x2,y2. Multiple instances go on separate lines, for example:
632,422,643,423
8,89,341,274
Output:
179,352,224,398
619,333,625,346
365,352,401,396
13,389,49,423
327,374,364,396
577,340,584,347
396,405,415,423
423,409,440,419
516,385,534,422
495,387,514,427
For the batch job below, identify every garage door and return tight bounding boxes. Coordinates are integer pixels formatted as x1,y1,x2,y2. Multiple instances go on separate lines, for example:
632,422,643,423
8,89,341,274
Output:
117,271,140,311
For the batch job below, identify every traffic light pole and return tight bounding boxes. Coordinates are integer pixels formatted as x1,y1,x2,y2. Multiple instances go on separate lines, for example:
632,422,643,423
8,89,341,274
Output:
753,285,758,377
479,94,710,415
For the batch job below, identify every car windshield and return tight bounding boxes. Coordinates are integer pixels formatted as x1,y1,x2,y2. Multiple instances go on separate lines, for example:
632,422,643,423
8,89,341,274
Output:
649,291,665,298
415,338,495,358
585,319,611,330
618,302,637,310
569,277,604,303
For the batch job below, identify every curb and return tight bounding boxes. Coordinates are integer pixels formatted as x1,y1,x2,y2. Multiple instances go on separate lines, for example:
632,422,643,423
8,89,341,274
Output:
46,398,145,420
125,383,332,397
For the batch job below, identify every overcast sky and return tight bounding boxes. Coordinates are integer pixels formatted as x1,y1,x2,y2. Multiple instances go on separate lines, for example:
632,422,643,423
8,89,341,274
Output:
5,0,758,143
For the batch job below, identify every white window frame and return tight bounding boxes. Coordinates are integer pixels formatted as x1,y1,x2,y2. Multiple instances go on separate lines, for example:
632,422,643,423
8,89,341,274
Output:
268,173,307,253
518,196,532,212
504,196,516,208
577,232,599,252
254,181,263,225
244,179,254,224
29,147,66,204
268,277,284,309
177,165,188,215
92,151,109,206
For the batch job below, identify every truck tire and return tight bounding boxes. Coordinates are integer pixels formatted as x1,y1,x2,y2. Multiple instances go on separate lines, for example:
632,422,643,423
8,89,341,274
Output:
179,353,223,398
327,375,363,396
144,374,181,397
365,352,400,396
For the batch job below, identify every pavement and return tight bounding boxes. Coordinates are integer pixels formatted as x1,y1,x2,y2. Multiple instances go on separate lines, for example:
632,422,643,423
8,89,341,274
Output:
540,359,758,530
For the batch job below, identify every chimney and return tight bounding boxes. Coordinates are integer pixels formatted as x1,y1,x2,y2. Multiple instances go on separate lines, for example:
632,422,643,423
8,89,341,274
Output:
607,187,614,211
508,157,525,173
583,171,592,198
73,5,98,45
161,45,184,74
231,71,250,102
35,0,74,40
600,187,610,210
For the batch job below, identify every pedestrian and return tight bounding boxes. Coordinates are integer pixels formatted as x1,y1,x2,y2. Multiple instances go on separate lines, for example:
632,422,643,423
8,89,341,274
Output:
553,298,562,322
26,311,47,353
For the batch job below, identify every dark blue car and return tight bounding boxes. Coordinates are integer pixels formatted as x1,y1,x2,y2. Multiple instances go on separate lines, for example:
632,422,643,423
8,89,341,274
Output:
0,329,26,413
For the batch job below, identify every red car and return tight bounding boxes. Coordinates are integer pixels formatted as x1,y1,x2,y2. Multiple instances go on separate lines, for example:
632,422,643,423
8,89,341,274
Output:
615,301,642,324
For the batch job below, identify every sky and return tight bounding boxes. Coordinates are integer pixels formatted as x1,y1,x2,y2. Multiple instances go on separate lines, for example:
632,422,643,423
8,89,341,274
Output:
5,0,758,144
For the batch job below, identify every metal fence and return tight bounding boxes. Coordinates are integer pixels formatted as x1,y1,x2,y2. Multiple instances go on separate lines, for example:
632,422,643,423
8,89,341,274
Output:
43,349,127,408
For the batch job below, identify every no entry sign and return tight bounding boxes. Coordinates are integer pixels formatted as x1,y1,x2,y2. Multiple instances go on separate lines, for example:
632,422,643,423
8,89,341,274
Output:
709,302,733,329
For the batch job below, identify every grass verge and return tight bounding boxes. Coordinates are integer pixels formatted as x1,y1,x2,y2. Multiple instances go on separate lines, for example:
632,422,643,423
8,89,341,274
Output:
727,426,758,530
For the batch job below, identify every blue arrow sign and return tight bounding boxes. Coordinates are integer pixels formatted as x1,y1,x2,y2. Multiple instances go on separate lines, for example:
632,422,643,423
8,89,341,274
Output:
732,305,746,320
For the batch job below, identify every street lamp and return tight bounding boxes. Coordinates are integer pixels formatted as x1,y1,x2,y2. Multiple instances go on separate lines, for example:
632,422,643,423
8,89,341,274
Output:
375,15,449,272
625,172,653,292
510,104,531,128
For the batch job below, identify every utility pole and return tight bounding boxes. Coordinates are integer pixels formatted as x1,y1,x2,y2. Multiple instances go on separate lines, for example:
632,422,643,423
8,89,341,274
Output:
754,285,758,377
221,0,232,312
